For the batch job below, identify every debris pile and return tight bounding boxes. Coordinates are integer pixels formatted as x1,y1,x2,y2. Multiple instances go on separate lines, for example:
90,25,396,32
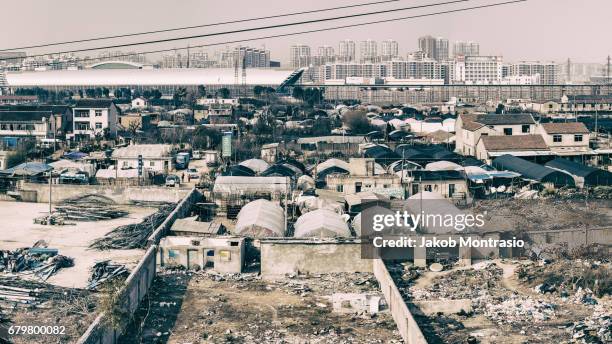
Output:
90,204,175,250
484,295,557,323
567,305,611,344
87,260,129,290
0,246,74,281
55,194,128,221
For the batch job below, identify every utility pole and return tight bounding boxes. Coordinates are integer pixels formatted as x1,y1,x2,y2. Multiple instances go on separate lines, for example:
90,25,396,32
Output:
48,171,52,225
284,177,289,234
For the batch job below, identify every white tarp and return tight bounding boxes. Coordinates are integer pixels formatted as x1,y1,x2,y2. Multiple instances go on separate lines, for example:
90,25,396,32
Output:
213,176,288,194
239,159,270,174
235,199,285,237
294,209,350,238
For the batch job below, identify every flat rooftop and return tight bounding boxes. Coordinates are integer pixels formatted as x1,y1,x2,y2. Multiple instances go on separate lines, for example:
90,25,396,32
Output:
0,201,157,288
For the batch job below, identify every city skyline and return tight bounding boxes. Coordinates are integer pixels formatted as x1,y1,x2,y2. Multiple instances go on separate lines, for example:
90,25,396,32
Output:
1,0,610,65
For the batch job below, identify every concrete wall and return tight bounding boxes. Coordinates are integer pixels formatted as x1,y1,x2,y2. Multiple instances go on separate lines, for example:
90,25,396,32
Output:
260,239,372,278
76,245,157,344
19,182,192,205
372,258,427,344
147,188,202,246
525,227,611,249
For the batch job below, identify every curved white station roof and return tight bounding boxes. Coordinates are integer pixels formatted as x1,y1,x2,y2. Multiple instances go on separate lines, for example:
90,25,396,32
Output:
294,209,350,238
6,68,298,87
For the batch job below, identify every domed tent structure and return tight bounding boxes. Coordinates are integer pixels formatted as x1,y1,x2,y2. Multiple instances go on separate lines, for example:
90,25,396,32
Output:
239,159,270,174
222,164,255,177
294,209,350,238
235,199,285,238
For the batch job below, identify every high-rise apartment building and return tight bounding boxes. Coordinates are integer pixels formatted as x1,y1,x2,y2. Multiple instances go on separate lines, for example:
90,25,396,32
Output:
418,36,449,61
453,41,480,57
290,44,312,68
359,40,378,63
313,46,336,66
338,40,356,62
509,61,560,84
456,56,503,84
380,40,399,61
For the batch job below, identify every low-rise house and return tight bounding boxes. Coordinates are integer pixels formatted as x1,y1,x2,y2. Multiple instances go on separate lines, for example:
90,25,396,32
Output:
70,99,119,140
261,143,280,163
0,105,71,140
0,95,38,105
119,113,151,131
455,113,537,156
326,158,402,196
159,236,245,273
475,135,551,164
408,170,469,200
537,122,590,156
170,217,226,236
197,98,239,106
130,97,149,109
530,94,612,114
111,144,173,173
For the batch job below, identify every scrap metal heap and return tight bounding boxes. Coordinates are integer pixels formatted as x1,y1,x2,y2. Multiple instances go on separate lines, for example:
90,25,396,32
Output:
0,243,74,281
86,260,129,291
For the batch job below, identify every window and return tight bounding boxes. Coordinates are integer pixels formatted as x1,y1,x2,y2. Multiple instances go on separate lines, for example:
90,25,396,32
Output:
75,122,90,130
522,125,530,133
424,184,432,192
95,110,103,117
336,185,344,192
75,110,89,118
553,135,562,143
574,134,583,142
503,128,513,135
449,184,455,196
149,161,155,167
95,123,102,129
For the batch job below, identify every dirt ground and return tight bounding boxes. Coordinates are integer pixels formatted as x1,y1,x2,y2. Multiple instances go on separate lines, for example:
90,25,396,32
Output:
0,201,156,288
390,259,610,344
0,277,98,344
121,271,403,344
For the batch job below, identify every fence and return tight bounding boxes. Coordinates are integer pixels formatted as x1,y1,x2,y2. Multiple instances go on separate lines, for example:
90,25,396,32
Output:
76,188,201,343
76,244,157,344
372,258,428,344
146,187,202,246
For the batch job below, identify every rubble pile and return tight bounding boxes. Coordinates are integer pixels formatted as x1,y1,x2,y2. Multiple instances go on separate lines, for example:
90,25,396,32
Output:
54,194,129,222
86,260,129,291
0,246,74,281
89,203,175,250
567,305,611,344
473,199,609,231
409,263,504,302
484,295,557,323
518,259,611,298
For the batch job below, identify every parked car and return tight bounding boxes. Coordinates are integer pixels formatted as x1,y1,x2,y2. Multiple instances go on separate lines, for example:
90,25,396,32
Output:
186,168,200,179
165,175,180,187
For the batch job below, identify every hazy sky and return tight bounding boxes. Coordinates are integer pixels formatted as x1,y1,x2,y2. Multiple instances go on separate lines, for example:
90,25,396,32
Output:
2,0,610,65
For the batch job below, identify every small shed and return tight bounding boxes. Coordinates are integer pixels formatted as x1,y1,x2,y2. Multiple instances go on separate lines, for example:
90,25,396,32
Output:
492,155,575,188
545,158,612,187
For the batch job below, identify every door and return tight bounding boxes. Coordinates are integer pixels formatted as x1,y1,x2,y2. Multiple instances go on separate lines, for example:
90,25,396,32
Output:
449,184,455,197
355,182,362,193
187,249,199,270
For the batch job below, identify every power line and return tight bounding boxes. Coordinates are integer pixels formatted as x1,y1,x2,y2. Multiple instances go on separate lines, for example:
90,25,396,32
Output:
0,0,474,60
0,0,405,52
0,0,527,64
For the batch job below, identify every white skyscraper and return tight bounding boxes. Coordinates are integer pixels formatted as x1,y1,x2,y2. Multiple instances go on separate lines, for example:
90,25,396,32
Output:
380,39,399,61
453,41,480,57
290,44,312,68
313,45,336,66
359,39,378,63
338,40,356,62
418,36,449,61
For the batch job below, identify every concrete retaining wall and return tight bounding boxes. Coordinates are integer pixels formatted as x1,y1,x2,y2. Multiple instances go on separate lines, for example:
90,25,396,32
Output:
260,239,372,278
147,188,202,246
525,227,611,249
76,245,157,344
19,182,192,205
372,258,427,344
